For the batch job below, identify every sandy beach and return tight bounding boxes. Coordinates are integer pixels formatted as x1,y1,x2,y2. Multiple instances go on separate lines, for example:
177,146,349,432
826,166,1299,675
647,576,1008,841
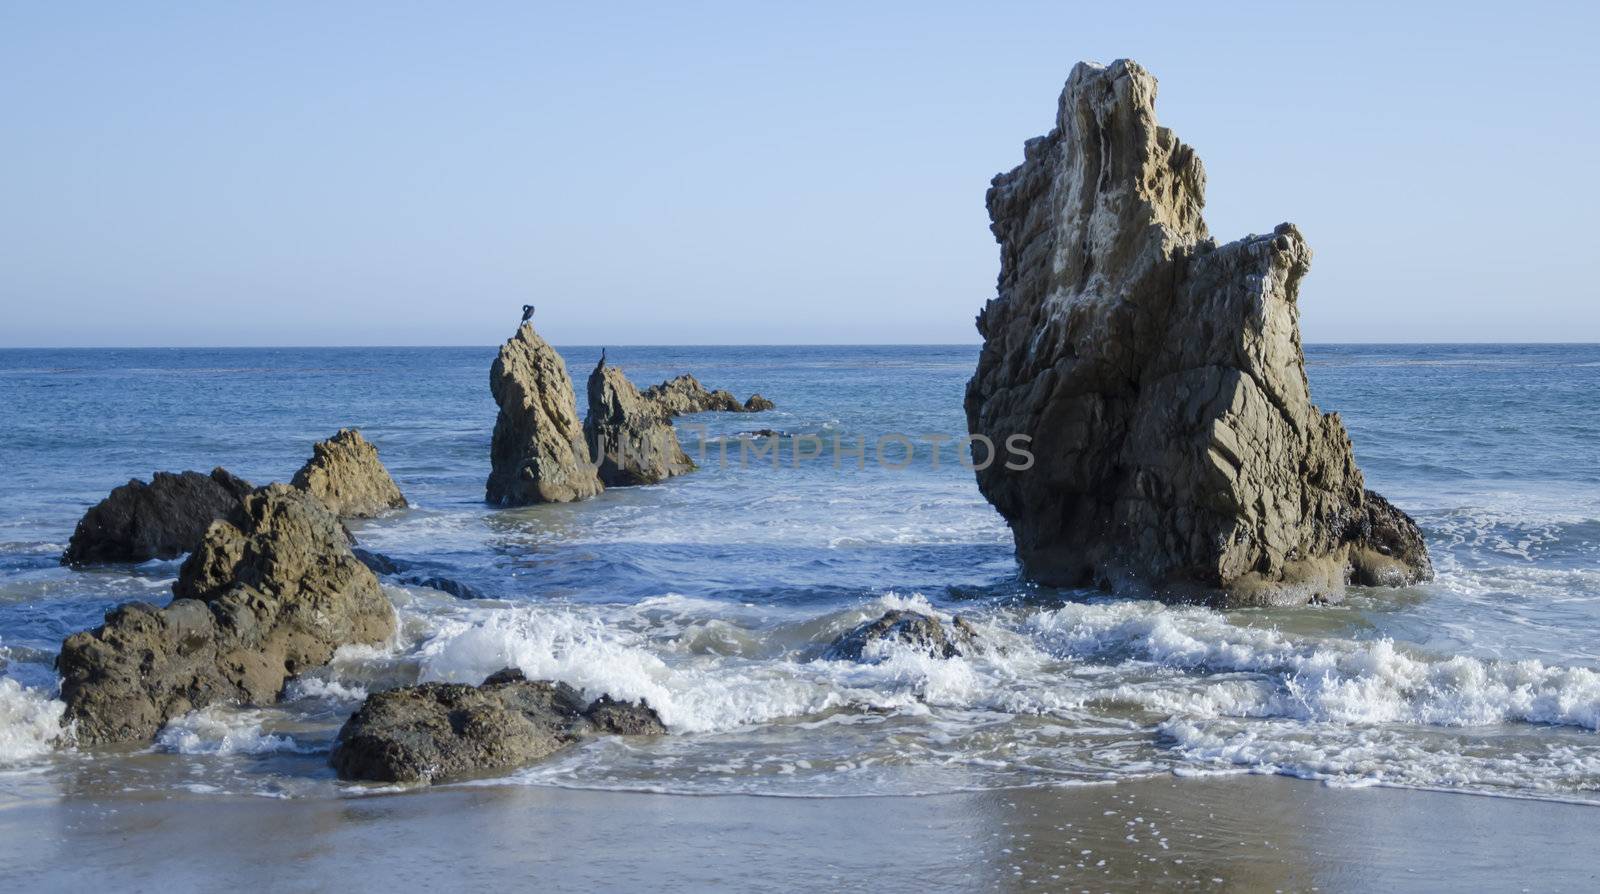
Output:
3,774,1595,892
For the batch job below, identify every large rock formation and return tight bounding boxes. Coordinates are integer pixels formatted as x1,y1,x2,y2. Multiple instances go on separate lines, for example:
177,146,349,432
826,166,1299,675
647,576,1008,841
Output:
584,358,696,487
291,428,407,518
61,468,252,565
329,668,665,784
486,324,604,506
964,59,1431,606
57,484,395,744
641,373,773,417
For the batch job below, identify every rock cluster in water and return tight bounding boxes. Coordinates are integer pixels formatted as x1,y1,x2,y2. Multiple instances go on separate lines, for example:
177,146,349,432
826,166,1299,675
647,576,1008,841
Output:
62,428,408,568
57,484,395,744
330,668,664,784
290,428,407,518
486,324,772,506
964,59,1432,605
61,468,253,565
642,373,772,417
585,357,696,487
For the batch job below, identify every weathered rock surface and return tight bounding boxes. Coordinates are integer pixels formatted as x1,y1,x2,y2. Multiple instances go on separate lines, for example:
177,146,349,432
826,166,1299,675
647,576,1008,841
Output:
291,428,407,518
57,484,395,744
641,373,773,417
61,468,252,565
584,358,695,487
329,668,665,784
823,610,977,662
486,324,603,506
964,59,1431,606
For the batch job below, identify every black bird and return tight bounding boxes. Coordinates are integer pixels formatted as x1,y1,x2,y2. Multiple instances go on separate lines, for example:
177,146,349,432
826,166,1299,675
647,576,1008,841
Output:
521,304,536,323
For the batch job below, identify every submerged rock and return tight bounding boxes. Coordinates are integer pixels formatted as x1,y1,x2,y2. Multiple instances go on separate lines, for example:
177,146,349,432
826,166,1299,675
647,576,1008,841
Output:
823,610,977,662
291,428,407,518
584,357,695,487
351,548,485,599
61,468,252,565
641,373,773,417
486,324,603,506
57,484,395,744
963,59,1431,605
330,668,665,784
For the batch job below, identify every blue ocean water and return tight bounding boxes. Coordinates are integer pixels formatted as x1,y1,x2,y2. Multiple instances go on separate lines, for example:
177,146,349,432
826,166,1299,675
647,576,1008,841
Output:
0,343,1597,801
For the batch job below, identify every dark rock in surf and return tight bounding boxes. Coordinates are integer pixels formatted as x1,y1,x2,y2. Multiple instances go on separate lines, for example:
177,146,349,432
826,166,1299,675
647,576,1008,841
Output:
584,357,695,487
486,324,603,506
291,428,407,518
57,484,395,745
964,59,1432,606
823,610,978,662
400,575,486,601
352,547,403,576
350,549,486,599
641,373,773,417
329,668,665,784
61,468,252,566
1348,490,1434,587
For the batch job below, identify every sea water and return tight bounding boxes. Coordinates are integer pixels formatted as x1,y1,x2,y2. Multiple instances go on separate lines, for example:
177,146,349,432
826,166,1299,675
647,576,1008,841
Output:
0,344,1596,802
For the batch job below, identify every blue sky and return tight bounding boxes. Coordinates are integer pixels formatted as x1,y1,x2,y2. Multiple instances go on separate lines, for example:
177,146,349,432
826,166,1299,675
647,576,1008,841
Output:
2,1,1595,346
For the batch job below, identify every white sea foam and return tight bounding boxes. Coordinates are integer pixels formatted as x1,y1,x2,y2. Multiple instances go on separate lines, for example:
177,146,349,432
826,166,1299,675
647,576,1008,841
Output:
155,707,314,756
410,603,860,733
1028,600,1600,731
283,676,370,704
0,677,63,764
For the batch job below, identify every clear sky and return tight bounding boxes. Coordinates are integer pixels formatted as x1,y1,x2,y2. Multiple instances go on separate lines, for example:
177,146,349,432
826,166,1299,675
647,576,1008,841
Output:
2,1,1595,347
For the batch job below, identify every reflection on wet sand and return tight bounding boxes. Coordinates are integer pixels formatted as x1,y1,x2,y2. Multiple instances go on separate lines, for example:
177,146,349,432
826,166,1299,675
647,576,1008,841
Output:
3,775,1596,891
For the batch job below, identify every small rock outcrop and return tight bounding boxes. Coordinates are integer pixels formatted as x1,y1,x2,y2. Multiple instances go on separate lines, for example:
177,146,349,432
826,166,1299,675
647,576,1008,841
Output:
823,610,977,662
964,59,1431,605
57,484,395,744
486,324,603,506
584,358,695,487
641,374,773,417
291,428,407,518
61,468,252,565
329,668,665,784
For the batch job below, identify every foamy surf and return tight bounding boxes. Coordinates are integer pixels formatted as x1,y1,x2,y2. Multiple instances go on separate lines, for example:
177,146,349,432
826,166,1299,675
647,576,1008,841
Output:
155,707,317,756
0,677,64,765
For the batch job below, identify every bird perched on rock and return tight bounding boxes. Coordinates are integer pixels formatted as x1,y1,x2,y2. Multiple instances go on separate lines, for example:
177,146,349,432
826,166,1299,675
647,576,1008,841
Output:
521,304,536,323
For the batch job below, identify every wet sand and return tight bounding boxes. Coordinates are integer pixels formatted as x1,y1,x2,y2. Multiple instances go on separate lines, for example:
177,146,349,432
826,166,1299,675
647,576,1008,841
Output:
2,774,1594,891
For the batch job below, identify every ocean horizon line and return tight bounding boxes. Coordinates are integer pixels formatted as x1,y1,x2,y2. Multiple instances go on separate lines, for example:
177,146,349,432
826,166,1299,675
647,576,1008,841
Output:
3,340,1598,351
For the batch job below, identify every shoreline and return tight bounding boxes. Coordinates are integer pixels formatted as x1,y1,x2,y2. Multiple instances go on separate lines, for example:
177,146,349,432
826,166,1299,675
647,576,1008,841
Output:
4,773,1596,891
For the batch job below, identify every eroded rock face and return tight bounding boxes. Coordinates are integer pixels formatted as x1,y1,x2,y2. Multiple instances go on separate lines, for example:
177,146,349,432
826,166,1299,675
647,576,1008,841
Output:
329,668,665,784
486,324,603,506
964,59,1431,606
641,373,772,417
291,428,407,518
584,358,695,487
823,610,977,662
57,484,395,744
61,468,252,565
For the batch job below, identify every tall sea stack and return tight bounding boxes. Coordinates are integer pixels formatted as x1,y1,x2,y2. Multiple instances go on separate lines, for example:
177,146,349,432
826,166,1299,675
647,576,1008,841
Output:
964,59,1431,606
486,323,603,506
